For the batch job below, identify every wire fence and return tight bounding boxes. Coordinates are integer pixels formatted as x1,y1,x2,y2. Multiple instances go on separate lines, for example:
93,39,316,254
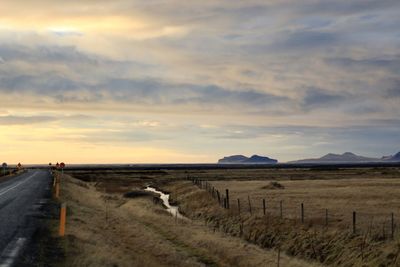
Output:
191,178,397,239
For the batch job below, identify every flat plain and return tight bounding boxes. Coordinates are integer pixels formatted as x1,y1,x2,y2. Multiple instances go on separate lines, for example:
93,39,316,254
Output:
37,165,400,266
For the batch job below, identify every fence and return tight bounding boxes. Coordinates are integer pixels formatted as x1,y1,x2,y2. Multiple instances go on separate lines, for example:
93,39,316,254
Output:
190,178,397,240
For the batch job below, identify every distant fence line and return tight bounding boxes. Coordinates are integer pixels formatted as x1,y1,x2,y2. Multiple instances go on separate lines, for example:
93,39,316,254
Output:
190,178,396,240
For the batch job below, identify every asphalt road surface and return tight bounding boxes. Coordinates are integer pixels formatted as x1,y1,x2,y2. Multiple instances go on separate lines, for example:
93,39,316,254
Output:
0,170,52,261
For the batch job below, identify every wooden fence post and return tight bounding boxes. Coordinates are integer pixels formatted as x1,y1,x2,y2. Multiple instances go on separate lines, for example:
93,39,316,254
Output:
226,189,230,209
248,195,252,215
353,211,356,234
301,203,304,224
391,212,395,239
263,199,266,216
277,247,281,267
383,222,386,239
237,199,241,214
217,190,221,204
325,209,328,227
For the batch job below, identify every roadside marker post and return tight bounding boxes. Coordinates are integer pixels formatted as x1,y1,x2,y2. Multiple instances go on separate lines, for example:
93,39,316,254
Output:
2,163,7,176
54,162,66,199
59,203,67,237
60,162,65,178
55,182,60,199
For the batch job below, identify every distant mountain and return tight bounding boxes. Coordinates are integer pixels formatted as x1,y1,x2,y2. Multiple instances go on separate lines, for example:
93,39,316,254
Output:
289,152,379,164
218,155,278,164
385,152,400,162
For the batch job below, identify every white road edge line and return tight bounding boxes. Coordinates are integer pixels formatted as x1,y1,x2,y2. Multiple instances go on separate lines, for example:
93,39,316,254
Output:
0,238,27,267
0,172,38,197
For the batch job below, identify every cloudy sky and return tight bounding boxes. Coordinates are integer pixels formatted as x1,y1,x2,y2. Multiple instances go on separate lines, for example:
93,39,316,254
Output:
0,0,399,163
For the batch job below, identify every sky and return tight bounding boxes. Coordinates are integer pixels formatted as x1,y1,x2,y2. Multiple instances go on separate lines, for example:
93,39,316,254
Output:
0,0,399,164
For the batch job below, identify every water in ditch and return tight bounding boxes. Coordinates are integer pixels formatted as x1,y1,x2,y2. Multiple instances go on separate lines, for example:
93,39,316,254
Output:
144,186,188,221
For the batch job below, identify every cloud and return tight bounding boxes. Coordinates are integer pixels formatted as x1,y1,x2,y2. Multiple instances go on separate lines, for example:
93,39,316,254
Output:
299,0,400,16
0,114,89,125
272,30,339,51
0,43,291,114
0,1,400,162
301,87,346,110
0,44,96,64
0,115,56,125
386,87,400,98
325,56,400,75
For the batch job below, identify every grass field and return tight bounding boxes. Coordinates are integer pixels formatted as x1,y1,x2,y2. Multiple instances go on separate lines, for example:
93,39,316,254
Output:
49,166,400,266
51,172,317,267
210,178,400,229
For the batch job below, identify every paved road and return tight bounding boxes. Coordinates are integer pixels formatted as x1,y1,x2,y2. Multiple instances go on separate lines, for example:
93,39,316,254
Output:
0,170,52,256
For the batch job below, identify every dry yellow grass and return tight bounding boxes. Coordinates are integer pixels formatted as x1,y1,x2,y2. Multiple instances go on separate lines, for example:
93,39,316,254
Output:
164,180,400,266
58,166,400,266
57,173,319,267
210,178,400,229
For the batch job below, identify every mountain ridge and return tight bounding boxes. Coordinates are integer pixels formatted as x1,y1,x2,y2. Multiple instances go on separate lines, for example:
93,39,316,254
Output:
290,151,400,164
218,154,278,164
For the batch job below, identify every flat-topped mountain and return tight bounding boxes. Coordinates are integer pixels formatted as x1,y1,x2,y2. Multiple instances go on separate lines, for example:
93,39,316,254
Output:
218,154,278,164
289,152,379,164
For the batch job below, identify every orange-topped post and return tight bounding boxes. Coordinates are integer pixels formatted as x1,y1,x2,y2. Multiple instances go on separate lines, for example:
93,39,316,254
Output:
59,203,67,236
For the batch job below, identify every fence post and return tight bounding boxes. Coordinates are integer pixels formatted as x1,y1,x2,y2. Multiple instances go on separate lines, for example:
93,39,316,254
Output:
353,211,356,234
237,199,241,214
392,212,395,239
280,200,283,219
224,198,227,209
325,209,328,227
277,247,281,267
301,203,304,224
217,190,221,204
226,189,230,209
248,195,252,215
263,199,266,216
